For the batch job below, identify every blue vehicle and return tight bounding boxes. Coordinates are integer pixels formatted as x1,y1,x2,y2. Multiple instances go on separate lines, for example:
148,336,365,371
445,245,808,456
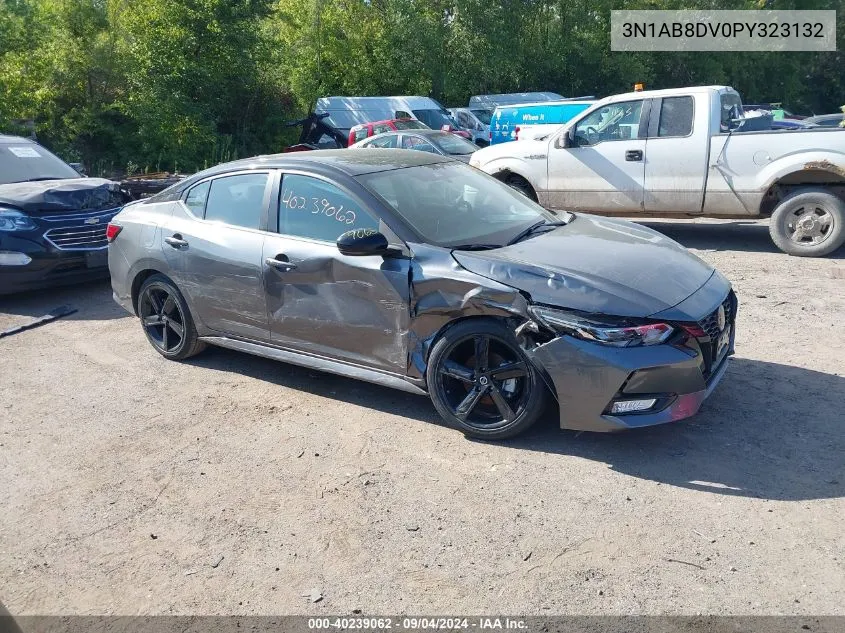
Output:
490,100,594,145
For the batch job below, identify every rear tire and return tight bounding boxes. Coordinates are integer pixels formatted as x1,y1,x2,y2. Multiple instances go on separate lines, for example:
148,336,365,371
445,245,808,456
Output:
427,320,546,440
137,274,206,360
769,187,845,257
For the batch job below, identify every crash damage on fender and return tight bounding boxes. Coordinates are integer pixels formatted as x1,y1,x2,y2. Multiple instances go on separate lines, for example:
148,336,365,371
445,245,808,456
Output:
406,214,736,433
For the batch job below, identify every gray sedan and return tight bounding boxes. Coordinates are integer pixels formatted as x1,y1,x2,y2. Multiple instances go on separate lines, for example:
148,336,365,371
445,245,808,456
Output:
350,129,479,162
108,150,736,440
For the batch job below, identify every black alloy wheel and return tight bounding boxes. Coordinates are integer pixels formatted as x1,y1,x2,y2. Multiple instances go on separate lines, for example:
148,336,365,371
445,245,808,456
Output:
137,275,205,360
428,320,546,439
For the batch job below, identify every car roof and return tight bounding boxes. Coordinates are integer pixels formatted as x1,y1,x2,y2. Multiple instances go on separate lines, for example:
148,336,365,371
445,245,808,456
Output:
317,96,441,110
350,118,416,129
0,134,36,144
370,129,451,138
493,99,595,111
599,85,735,104
469,92,565,107
191,149,452,180
353,130,460,147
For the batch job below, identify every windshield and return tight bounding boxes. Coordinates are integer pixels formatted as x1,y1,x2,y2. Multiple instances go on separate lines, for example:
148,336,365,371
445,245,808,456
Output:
412,109,459,130
0,142,80,185
429,132,479,155
470,109,493,125
394,119,428,130
357,162,558,248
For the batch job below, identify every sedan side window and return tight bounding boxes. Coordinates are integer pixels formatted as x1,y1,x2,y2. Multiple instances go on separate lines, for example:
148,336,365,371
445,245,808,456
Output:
184,180,210,216
368,135,398,148
204,173,269,230
279,175,379,243
401,136,438,153
574,100,644,146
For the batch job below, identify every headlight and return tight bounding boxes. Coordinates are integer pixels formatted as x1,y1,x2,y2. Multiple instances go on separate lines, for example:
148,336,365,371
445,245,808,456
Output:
529,305,674,347
0,208,37,232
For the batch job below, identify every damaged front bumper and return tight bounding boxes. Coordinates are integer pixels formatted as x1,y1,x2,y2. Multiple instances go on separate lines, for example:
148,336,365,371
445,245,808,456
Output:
526,333,732,432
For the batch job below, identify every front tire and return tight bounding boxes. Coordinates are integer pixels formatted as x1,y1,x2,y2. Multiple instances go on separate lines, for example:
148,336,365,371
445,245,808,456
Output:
769,187,845,257
427,320,546,440
137,274,205,360
504,174,538,202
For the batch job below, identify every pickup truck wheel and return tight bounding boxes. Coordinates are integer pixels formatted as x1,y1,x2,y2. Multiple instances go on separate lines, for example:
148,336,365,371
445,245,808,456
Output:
505,175,537,202
769,188,845,257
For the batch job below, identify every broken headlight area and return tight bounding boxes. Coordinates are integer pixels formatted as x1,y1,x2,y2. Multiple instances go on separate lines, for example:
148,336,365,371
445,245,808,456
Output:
527,305,674,347
0,208,37,232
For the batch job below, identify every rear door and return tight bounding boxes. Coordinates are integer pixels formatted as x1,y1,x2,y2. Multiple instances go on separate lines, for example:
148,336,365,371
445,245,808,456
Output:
545,99,649,213
263,172,411,372
643,95,709,214
163,171,272,341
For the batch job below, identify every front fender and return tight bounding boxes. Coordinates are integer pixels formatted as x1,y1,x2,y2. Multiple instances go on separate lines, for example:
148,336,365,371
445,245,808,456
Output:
476,156,547,192
406,244,530,381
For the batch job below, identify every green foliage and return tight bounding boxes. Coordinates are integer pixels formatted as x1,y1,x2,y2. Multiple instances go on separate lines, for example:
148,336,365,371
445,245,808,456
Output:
1,0,843,174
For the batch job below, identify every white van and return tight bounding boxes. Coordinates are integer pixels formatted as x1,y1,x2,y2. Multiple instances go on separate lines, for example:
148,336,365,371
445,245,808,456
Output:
313,96,464,143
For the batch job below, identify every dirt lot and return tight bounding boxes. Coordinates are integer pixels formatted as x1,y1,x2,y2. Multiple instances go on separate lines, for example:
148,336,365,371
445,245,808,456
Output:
1,218,844,616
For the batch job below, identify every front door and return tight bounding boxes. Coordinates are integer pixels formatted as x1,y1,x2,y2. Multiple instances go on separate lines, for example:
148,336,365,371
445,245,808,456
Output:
164,171,271,341
545,99,648,214
263,172,411,373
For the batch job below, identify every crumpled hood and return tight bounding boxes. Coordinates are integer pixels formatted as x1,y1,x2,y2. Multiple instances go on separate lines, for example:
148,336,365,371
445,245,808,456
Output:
452,214,716,318
0,178,127,214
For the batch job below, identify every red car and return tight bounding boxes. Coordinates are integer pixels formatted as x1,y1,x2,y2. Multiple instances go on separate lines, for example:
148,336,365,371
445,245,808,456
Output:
347,118,430,145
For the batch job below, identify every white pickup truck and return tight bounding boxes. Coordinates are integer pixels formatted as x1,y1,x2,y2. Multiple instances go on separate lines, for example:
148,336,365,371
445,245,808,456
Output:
470,85,845,256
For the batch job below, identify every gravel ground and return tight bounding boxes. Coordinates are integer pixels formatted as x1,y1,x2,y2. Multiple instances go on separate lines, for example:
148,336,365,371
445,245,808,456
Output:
1,218,843,616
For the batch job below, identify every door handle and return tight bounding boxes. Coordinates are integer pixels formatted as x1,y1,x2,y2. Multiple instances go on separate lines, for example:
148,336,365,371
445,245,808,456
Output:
265,256,297,271
164,234,188,248
625,149,643,162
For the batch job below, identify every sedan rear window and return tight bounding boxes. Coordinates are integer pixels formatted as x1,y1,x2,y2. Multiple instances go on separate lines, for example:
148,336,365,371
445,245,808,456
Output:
429,132,478,155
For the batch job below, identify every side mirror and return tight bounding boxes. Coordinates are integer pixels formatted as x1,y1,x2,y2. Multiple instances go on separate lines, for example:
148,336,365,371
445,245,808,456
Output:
337,230,390,256
559,129,574,148
69,162,87,176
728,117,744,131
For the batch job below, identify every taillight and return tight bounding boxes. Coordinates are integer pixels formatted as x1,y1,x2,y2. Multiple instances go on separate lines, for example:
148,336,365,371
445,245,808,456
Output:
106,223,122,242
